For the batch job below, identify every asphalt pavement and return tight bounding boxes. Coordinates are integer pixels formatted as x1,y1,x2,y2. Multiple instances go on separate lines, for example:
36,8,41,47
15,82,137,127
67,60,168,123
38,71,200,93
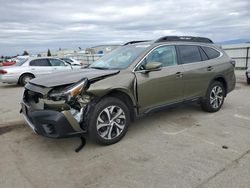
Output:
0,70,249,188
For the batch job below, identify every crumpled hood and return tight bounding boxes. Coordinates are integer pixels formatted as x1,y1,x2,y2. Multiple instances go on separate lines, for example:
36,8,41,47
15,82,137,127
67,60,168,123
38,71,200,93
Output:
29,68,120,87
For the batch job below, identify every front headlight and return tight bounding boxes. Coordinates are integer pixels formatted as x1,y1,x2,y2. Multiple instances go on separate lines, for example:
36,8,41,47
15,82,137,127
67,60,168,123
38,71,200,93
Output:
49,78,88,101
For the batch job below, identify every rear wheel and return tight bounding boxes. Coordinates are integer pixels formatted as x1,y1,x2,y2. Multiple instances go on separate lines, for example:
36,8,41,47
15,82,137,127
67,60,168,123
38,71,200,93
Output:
19,74,35,86
201,81,225,112
88,97,130,145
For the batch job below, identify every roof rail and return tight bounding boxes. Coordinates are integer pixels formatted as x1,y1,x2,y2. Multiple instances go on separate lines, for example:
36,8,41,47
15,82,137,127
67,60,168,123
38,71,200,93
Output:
155,36,214,44
123,40,151,45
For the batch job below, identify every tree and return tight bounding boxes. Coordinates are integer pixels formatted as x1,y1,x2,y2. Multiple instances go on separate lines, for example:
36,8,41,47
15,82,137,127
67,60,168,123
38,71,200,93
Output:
47,49,51,56
22,50,29,56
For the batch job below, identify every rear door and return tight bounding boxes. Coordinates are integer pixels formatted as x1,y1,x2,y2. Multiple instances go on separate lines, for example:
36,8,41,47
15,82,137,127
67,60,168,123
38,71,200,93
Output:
135,45,185,113
177,45,213,99
29,59,53,77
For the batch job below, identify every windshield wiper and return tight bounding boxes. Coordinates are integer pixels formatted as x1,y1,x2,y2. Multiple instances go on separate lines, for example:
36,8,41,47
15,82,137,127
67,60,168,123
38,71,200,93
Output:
90,66,109,70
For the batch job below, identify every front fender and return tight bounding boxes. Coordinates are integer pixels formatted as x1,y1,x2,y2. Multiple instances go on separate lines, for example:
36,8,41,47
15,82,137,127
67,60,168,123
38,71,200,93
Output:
86,71,136,105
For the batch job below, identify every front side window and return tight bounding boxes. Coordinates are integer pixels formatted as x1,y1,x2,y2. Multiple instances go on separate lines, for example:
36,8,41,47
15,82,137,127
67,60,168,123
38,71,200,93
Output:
30,59,50,66
138,45,177,70
49,59,66,66
178,45,202,64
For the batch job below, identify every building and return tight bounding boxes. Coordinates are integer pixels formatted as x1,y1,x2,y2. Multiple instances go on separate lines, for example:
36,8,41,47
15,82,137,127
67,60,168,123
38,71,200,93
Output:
38,49,76,57
37,44,121,65
89,45,121,55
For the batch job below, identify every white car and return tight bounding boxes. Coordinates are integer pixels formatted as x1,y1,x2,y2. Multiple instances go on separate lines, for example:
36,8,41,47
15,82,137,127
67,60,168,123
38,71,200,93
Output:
0,57,81,86
246,67,250,85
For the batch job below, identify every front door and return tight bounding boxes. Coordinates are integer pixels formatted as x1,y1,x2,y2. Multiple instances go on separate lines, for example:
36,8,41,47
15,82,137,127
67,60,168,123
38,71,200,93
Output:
134,45,184,113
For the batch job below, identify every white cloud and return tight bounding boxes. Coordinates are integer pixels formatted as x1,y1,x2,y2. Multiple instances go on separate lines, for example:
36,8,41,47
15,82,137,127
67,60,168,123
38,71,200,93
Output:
0,0,250,55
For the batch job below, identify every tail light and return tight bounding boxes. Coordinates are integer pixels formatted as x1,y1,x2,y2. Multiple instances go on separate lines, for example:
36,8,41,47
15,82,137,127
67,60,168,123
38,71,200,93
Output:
0,70,7,74
230,60,236,67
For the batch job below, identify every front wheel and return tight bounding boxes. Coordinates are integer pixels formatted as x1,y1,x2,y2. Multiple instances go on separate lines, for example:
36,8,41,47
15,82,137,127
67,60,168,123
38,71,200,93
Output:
201,81,225,112
19,74,35,86
88,97,130,145
247,78,250,85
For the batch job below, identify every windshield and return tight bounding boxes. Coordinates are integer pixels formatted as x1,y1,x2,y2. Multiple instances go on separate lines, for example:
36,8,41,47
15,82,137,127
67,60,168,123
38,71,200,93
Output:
89,45,148,70
16,58,28,66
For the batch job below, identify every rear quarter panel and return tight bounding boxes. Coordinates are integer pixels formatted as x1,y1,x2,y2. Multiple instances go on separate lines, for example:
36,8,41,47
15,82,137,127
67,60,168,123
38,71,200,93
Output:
205,52,235,95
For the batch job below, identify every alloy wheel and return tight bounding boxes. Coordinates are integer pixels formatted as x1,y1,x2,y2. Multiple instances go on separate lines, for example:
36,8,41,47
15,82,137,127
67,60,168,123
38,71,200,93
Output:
210,85,223,109
96,105,126,140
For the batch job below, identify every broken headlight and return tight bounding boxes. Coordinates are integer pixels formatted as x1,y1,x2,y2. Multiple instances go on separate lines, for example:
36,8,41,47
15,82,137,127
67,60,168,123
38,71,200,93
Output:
49,78,88,101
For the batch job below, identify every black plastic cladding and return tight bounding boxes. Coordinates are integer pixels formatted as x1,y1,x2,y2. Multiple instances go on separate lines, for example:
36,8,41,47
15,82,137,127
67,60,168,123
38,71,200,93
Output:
154,36,214,44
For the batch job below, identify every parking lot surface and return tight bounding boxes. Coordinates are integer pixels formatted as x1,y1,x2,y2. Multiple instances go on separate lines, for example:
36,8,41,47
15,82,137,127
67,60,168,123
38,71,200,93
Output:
0,70,250,188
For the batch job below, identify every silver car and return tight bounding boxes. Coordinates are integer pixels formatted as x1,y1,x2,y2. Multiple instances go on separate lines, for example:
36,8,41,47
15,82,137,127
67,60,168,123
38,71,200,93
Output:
246,67,250,85
0,57,81,86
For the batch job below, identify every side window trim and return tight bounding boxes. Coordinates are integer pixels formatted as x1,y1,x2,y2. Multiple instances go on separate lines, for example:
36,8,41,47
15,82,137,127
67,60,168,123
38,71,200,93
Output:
46,59,52,66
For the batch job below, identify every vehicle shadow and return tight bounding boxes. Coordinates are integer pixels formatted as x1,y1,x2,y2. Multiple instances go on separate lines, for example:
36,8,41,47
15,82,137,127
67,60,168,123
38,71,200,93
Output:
0,83,22,89
8,103,201,156
128,102,202,136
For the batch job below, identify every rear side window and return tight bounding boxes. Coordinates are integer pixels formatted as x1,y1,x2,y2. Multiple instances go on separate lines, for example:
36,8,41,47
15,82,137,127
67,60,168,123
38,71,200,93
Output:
201,46,221,59
178,45,202,64
30,59,50,66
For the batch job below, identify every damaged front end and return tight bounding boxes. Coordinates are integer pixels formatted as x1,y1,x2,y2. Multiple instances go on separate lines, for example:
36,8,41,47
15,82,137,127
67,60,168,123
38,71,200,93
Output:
21,78,93,138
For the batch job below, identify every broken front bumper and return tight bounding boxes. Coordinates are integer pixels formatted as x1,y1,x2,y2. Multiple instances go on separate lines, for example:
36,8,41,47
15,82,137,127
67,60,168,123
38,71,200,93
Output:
21,101,87,138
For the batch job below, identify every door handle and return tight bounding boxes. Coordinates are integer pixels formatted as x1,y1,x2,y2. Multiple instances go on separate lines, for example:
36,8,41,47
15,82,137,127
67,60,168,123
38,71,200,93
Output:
207,66,214,71
176,72,183,78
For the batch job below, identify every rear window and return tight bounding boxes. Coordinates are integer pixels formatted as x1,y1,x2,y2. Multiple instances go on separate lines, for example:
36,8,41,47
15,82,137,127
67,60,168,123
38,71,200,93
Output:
30,59,50,66
178,45,202,64
201,46,221,59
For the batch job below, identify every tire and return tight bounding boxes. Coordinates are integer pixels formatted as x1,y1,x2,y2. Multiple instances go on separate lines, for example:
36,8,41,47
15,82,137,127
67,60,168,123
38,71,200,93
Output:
19,74,35,86
201,81,225,112
88,97,130,145
247,78,250,85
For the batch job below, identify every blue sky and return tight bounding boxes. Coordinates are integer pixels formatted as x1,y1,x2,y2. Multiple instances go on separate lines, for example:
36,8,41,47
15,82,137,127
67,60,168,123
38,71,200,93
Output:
0,0,250,56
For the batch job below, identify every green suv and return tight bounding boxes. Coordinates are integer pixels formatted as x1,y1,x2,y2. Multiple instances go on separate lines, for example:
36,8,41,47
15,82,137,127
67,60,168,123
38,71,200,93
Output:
21,36,236,145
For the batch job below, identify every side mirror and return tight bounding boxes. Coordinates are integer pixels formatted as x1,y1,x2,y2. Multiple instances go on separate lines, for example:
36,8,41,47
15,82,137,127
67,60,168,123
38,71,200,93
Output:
145,62,162,72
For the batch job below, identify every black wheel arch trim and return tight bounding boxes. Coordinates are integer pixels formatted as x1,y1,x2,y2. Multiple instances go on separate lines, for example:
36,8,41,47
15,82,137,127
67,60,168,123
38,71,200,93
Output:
208,75,228,96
